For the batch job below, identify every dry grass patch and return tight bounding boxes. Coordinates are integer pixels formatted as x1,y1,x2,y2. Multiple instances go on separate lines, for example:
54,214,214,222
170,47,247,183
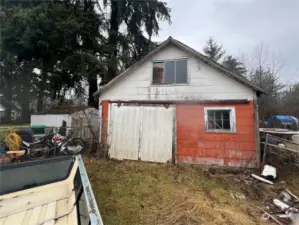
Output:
84,156,298,225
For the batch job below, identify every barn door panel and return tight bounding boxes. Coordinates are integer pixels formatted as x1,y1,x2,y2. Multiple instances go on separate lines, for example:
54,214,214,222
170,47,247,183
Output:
139,106,174,163
108,105,141,160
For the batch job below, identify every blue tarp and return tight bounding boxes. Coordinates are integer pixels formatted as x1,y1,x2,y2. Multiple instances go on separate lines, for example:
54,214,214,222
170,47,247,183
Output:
267,115,298,124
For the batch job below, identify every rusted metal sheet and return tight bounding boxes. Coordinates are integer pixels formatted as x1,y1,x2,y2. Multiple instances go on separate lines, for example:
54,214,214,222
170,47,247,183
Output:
176,102,257,167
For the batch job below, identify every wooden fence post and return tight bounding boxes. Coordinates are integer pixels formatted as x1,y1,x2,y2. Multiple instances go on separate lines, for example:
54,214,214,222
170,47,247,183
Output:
262,134,269,166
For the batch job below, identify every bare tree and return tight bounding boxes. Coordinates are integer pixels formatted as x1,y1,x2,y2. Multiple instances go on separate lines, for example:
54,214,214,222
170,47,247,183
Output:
247,42,286,120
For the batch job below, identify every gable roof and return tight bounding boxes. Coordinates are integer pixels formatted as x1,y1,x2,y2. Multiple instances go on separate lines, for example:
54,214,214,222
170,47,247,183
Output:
93,36,265,96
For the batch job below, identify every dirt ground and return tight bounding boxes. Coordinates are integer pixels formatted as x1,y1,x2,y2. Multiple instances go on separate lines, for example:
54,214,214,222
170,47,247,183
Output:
84,156,299,225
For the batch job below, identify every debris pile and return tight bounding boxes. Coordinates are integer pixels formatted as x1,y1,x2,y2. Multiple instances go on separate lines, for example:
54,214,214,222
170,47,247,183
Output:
251,131,299,224
262,189,299,225
250,162,298,224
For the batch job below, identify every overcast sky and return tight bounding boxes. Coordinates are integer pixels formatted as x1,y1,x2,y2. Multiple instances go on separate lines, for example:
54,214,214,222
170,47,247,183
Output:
152,0,299,83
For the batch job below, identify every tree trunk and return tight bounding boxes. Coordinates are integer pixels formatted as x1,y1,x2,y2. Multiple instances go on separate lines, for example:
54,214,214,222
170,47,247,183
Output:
3,81,12,123
37,71,47,112
82,0,100,105
37,87,44,112
106,0,120,83
88,76,98,108
20,83,30,123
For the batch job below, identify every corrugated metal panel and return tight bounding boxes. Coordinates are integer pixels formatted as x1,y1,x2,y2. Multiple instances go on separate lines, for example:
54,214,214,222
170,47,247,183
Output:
108,105,174,163
139,107,173,163
108,106,142,160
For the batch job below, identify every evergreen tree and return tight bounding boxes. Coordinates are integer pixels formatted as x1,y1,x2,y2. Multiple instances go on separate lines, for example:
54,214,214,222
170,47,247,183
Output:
203,37,225,62
0,1,105,109
222,55,247,75
103,0,171,84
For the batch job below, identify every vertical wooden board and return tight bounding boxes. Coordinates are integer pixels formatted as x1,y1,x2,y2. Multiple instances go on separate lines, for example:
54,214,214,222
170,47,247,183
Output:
3,211,26,225
253,97,261,167
109,106,141,160
139,106,173,163
28,206,42,225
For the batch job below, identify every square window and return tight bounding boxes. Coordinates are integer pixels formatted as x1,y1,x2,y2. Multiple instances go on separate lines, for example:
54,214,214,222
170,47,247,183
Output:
205,107,236,132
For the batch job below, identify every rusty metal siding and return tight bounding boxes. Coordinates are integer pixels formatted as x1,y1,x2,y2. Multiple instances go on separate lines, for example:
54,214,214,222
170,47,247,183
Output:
108,105,173,163
176,101,257,168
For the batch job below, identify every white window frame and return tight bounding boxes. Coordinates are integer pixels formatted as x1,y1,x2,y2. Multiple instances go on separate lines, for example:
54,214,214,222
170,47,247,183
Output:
204,107,236,133
151,58,189,85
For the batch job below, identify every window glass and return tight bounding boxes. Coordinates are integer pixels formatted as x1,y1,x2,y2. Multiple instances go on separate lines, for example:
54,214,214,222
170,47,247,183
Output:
152,59,188,85
152,62,164,84
206,109,232,131
164,61,175,84
175,59,187,83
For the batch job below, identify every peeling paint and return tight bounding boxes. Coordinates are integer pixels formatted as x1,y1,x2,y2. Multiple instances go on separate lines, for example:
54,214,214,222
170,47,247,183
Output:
177,102,257,168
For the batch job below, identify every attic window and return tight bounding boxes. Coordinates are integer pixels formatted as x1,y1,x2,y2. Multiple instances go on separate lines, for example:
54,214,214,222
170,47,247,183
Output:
152,59,188,85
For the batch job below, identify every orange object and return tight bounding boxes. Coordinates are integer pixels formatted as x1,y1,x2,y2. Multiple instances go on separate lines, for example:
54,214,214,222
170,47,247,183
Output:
176,101,257,167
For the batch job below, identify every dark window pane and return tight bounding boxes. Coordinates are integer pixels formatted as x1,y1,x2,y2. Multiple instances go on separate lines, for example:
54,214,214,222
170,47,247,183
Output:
164,61,175,84
207,110,214,118
222,110,230,120
223,119,231,129
208,117,216,129
207,111,215,129
153,62,164,85
215,119,222,129
215,111,222,120
207,109,232,131
175,60,187,83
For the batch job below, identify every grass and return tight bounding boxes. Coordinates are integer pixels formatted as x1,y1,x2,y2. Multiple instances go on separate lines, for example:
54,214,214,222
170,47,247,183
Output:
84,156,299,225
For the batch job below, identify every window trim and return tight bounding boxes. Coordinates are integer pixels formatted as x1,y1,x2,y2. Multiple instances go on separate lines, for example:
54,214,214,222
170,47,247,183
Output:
151,58,190,86
204,107,236,133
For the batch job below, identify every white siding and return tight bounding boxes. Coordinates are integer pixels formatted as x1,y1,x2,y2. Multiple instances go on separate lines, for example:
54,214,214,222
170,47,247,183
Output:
108,105,173,163
109,106,142,160
99,44,256,101
30,114,72,127
139,106,173,163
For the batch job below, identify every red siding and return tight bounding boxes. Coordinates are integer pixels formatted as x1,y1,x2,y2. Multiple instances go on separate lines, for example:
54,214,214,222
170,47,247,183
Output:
176,101,257,167
101,100,109,145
